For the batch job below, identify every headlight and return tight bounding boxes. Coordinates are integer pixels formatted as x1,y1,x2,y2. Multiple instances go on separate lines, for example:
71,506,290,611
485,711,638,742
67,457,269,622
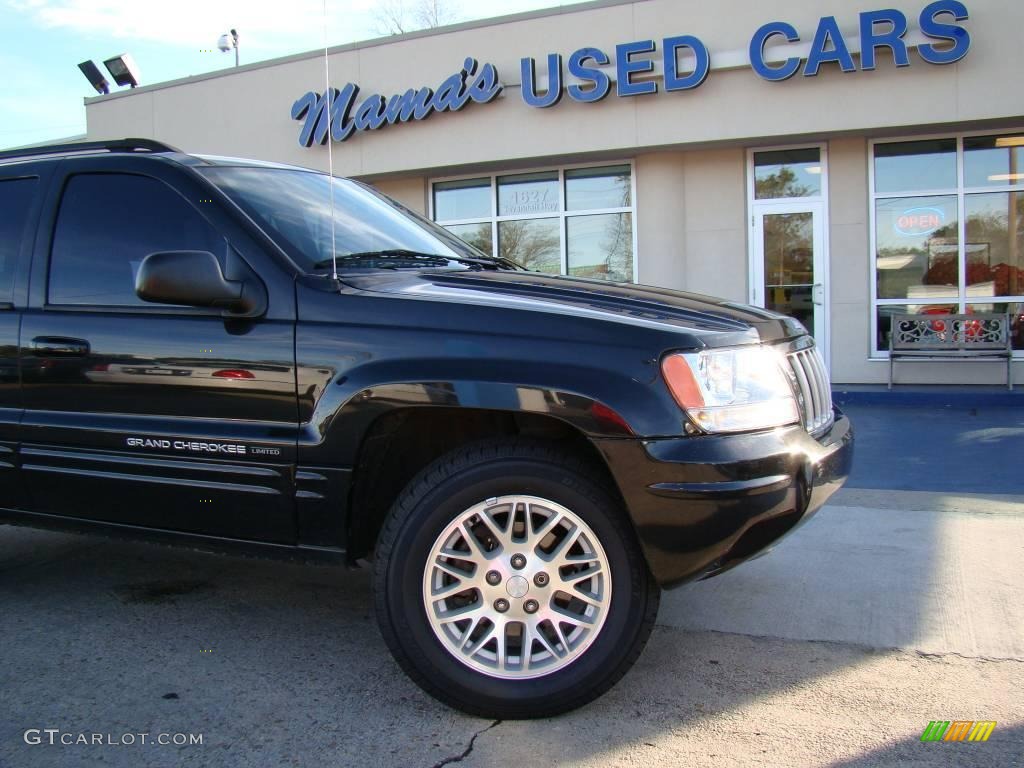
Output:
661,346,799,433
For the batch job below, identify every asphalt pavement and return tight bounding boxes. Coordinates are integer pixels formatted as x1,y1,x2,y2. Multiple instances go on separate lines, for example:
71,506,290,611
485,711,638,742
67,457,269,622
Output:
1,397,1022,767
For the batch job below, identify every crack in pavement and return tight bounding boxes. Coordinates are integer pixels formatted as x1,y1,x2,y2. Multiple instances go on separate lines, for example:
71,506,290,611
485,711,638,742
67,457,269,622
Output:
652,626,1024,664
913,649,1024,663
430,720,502,768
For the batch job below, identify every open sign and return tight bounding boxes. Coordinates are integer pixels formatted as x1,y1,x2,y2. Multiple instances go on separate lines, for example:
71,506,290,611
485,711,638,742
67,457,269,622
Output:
894,206,946,236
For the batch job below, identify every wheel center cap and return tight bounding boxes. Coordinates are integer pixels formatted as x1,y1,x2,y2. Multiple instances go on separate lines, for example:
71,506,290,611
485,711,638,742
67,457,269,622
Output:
505,575,529,599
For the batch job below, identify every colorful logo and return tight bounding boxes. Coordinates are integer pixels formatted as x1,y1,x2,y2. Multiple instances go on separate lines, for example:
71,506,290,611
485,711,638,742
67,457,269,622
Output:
920,721,997,742
894,206,946,237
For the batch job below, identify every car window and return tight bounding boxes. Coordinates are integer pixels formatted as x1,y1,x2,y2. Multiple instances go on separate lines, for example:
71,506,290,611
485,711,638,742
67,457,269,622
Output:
48,173,224,307
200,167,499,271
0,177,39,302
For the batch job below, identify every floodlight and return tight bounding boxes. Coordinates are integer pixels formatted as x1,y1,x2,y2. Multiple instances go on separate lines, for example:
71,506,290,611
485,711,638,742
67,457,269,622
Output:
218,29,239,66
77,60,110,95
103,53,141,88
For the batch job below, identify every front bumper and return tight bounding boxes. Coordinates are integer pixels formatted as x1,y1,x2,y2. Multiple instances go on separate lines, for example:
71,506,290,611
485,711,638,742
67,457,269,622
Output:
594,409,853,588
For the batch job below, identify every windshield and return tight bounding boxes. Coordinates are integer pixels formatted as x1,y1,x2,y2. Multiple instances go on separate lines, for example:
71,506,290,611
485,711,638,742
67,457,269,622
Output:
200,166,512,273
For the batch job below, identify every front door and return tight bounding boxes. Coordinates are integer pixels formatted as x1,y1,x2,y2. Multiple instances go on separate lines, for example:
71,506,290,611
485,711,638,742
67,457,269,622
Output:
0,172,45,512
753,202,828,357
19,160,299,543
748,145,829,363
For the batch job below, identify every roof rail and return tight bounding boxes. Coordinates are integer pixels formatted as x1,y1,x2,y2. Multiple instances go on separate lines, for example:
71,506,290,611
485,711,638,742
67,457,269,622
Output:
0,137,182,163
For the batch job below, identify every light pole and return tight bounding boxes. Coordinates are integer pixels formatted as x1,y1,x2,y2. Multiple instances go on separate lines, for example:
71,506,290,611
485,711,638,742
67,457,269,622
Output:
1009,145,1018,296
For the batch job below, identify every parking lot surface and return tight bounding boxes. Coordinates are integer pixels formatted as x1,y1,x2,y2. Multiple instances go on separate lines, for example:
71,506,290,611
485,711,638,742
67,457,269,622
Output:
1,401,1022,767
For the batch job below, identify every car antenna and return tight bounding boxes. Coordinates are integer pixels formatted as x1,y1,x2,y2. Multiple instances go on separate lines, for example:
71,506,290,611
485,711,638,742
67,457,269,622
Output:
323,0,338,281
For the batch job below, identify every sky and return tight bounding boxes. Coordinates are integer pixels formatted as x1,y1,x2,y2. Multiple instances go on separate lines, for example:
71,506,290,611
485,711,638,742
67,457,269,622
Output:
0,0,589,150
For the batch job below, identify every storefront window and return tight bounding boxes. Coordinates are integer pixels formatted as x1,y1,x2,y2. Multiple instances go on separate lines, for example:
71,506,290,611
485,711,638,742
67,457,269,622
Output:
567,213,633,281
875,195,959,300
498,172,559,216
443,222,493,256
432,163,635,282
433,177,491,221
498,218,560,273
565,165,631,210
872,133,1024,353
965,192,1024,296
873,139,956,194
969,302,1024,353
964,134,1024,189
753,148,821,199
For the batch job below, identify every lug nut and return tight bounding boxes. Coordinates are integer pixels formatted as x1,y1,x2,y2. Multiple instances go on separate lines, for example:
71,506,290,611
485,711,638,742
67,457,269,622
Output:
510,554,527,570
533,573,549,587
523,599,539,614
494,599,510,613
485,570,501,586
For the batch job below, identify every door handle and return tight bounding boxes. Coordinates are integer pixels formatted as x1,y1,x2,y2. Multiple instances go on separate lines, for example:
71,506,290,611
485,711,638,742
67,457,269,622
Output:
30,336,91,357
812,283,825,306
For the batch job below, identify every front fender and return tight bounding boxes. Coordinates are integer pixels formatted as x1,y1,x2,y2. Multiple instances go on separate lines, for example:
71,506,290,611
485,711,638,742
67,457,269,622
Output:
293,291,693,467
296,357,683,467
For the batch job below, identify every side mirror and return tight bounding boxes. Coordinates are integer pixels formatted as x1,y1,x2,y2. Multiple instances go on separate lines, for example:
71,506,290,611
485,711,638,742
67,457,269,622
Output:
135,250,264,316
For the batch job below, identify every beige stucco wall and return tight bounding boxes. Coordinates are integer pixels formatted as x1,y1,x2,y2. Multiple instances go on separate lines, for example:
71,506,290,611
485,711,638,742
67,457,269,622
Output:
371,177,428,213
828,137,873,384
634,153,686,289
681,149,748,304
85,0,1024,177
82,0,1023,385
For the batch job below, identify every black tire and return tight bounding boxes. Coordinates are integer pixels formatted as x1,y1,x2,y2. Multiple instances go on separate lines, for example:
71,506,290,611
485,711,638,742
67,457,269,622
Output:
373,438,660,719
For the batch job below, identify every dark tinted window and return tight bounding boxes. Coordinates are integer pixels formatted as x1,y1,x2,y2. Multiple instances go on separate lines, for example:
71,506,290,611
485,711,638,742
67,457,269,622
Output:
201,167,491,271
49,173,223,306
0,177,38,301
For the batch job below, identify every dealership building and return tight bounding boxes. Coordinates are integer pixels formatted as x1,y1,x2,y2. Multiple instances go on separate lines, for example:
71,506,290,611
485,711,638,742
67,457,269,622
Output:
82,0,1023,385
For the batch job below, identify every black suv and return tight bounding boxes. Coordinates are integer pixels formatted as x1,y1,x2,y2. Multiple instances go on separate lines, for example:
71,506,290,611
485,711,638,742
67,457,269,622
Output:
0,139,852,718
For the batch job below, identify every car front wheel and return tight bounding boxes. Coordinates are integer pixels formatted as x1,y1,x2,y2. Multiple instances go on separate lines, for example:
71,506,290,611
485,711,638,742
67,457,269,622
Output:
373,438,660,718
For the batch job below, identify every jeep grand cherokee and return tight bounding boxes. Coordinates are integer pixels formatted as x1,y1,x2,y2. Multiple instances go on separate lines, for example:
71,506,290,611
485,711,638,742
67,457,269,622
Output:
0,139,853,718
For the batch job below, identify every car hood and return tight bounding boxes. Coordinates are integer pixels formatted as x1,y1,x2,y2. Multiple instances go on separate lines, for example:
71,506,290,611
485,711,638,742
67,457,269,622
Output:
335,269,806,346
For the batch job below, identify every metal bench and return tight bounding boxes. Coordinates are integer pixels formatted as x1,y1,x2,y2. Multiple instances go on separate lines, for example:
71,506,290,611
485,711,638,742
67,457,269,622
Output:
888,312,1014,390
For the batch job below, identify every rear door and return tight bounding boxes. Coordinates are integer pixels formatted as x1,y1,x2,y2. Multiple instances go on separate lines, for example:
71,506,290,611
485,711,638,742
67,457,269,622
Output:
19,156,300,542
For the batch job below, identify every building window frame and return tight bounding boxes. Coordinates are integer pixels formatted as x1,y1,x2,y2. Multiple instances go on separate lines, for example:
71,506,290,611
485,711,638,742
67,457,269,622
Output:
429,159,639,283
745,142,831,367
869,128,1024,359
746,143,829,206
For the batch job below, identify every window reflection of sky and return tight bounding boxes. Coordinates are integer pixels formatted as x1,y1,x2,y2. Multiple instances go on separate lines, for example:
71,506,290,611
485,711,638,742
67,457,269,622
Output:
964,136,1024,188
204,168,470,270
874,139,957,194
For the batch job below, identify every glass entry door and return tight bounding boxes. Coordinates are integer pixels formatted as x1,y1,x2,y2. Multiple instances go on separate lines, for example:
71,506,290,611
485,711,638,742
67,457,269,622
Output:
752,202,827,356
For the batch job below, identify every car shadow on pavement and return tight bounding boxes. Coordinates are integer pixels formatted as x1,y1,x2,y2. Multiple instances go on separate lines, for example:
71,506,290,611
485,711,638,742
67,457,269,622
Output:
1,521,1019,768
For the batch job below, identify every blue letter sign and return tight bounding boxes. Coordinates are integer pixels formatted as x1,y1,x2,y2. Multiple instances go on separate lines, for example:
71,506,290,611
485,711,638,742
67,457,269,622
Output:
859,9,910,70
566,48,612,102
749,21,802,81
663,35,710,91
520,54,564,108
917,0,971,64
292,4,973,147
291,58,502,147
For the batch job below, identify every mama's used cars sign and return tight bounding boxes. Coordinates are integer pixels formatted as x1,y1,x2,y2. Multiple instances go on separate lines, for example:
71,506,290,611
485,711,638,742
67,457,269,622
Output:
291,1,970,147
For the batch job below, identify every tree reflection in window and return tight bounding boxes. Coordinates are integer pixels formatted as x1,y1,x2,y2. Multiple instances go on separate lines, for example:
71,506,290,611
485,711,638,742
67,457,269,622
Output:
434,165,635,281
753,149,821,200
498,219,560,273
